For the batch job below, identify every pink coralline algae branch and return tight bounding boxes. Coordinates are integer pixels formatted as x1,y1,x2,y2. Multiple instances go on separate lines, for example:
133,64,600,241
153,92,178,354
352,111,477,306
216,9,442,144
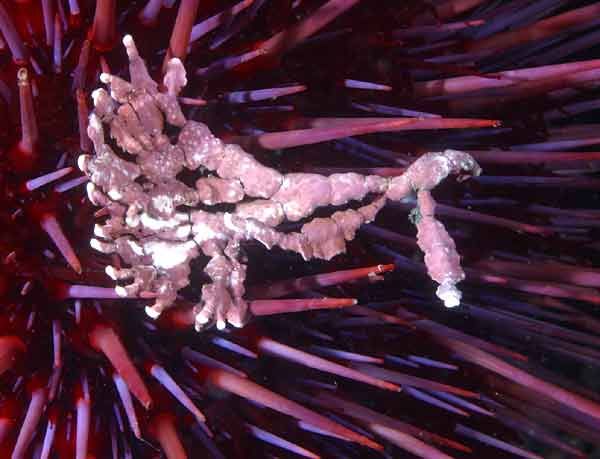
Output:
78,35,481,331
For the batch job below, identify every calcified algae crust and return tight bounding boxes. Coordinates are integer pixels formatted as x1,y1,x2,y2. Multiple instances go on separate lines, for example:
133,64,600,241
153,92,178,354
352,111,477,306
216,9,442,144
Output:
79,35,479,331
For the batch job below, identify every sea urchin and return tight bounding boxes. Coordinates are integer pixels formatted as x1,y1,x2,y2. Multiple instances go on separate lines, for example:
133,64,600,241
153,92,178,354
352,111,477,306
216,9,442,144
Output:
1,1,600,459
